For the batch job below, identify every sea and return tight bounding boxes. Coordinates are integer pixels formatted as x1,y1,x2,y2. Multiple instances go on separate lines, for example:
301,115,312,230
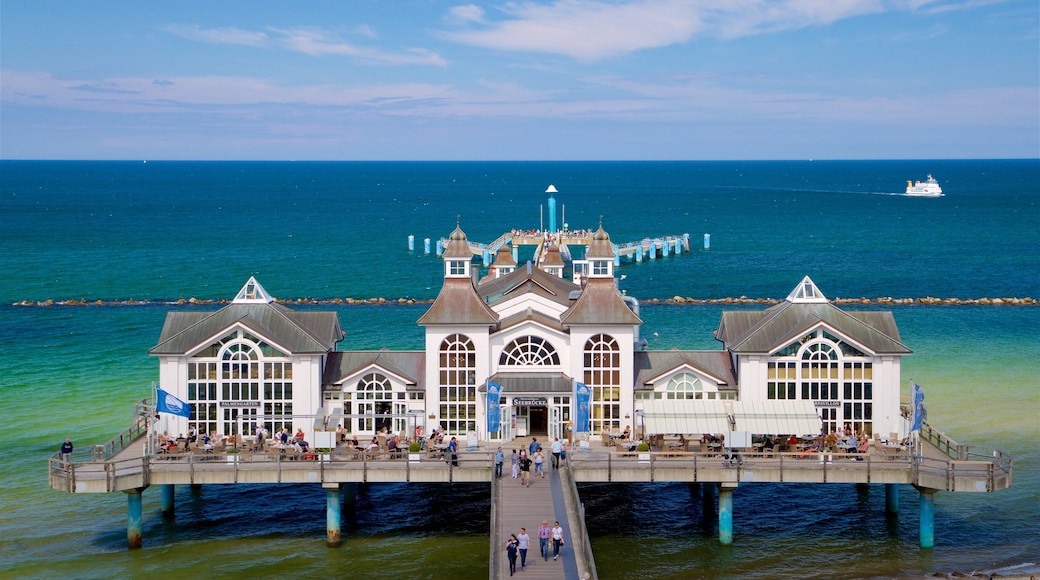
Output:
1,159,1037,580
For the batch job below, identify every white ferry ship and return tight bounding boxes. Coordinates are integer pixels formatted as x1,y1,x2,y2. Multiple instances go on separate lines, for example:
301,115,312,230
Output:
905,174,944,197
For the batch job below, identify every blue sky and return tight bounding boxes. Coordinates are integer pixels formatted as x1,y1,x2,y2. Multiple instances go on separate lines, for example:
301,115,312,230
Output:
2,1,1037,160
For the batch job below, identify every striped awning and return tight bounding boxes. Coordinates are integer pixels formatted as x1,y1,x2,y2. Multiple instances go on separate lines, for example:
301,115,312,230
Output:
639,399,822,436
640,400,731,435
731,400,821,436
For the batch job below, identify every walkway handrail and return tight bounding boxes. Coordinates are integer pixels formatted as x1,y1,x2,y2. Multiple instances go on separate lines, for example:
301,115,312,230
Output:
566,449,1011,493
561,461,598,580
899,404,1013,477
488,475,499,580
47,397,151,467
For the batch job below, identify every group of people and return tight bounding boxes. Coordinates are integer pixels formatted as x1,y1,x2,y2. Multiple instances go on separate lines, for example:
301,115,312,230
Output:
505,520,566,575
494,437,566,486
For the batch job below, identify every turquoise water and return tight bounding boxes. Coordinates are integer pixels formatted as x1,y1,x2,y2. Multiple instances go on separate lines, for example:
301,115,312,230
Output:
1,160,1037,579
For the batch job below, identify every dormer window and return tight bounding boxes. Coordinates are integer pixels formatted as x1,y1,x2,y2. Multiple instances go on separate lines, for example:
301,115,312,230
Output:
447,259,468,277
591,259,611,277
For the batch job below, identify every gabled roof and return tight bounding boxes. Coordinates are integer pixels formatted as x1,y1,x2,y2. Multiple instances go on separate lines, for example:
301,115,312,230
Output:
561,278,642,326
323,350,425,388
497,307,567,334
714,278,910,355
417,278,499,326
633,350,735,389
478,262,579,309
150,279,344,356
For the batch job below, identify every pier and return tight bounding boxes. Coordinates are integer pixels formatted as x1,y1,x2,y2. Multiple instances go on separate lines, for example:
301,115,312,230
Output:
48,401,1012,566
436,230,693,268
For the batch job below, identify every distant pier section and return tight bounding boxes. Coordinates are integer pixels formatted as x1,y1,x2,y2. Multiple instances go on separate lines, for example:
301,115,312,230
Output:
433,230,693,268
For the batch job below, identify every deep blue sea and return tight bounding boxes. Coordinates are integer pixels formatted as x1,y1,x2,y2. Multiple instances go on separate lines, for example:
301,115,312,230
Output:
1,160,1037,579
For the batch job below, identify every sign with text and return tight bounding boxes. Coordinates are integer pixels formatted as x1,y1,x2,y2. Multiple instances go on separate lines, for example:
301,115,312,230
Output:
512,396,548,407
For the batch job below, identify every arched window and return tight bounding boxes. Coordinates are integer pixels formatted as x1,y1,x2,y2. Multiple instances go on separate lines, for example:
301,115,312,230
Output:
583,334,620,434
666,373,703,399
499,336,560,366
440,334,476,435
358,372,393,432
768,328,874,436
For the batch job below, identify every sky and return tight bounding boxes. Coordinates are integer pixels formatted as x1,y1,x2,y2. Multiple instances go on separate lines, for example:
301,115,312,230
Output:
1,1,1038,160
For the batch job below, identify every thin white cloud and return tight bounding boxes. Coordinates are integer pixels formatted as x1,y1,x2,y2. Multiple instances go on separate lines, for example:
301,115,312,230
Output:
440,0,904,60
160,23,446,66
3,65,1032,128
160,24,270,47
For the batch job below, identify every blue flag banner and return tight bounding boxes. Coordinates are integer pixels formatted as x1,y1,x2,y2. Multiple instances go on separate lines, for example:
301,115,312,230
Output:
156,388,192,418
487,381,502,434
911,383,926,432
575,382,591,433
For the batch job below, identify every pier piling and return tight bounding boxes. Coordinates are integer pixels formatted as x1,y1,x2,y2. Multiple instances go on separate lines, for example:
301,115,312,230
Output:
885,483,899,516
126,488,144,549
161,484,175,519
718,484,736,545
325,484,343,547
919,488,936,549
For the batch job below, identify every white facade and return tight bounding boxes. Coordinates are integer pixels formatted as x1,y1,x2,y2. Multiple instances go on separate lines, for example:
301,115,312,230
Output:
150,230,911,446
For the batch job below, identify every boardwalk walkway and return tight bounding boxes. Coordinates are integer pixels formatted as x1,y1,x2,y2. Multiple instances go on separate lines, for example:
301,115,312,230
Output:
496,459,581,579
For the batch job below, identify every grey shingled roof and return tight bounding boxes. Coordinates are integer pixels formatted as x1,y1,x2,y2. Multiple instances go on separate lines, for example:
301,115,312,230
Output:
561,278,642,326
633,350,736,390
716,301,910,355
478,261,579,308
323,350,426,389
150,302,344,355
417,278,499,326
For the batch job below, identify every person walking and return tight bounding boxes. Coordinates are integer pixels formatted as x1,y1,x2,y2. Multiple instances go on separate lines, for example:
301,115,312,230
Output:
529,437,539,457
60,438,73,464
519,452,532,487
511,449,519,479
494,446,504,478
551,437,563,469
505,533,519,576
538,520,551,561
551,520,565,561
533,448,545,478
517,527,531,571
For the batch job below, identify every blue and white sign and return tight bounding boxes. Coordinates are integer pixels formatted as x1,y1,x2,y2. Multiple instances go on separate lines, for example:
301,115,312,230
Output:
487,381,502,433
910,383,926,432
575,382,591,434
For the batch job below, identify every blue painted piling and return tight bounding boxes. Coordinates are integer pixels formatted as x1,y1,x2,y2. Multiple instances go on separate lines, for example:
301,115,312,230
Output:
613,245,620,266
704,233,711,250
718,485,734,545
483,249,491,267
919,489,935,549
326,484,342,546
161,484,175,518
636,246,643,262
127,489,143,549
662,239,669,257
408,235,414,252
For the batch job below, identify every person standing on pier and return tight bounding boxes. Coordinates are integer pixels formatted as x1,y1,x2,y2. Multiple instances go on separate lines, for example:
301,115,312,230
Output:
505,533,519,576
551,520,565,561
494,446,504,478
519,452,532,487
511,449,519,479
538,520,551,561
551,437,562,469
60,438,73,464
517,527,531,571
